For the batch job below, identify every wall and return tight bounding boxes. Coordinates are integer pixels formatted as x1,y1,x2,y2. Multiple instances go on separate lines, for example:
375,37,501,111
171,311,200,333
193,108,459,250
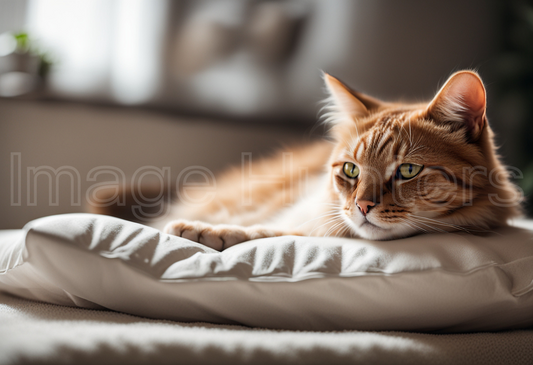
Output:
0,99,310,229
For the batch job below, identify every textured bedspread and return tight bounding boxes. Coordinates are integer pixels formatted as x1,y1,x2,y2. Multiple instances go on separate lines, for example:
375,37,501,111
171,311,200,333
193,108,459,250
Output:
1,292,532,365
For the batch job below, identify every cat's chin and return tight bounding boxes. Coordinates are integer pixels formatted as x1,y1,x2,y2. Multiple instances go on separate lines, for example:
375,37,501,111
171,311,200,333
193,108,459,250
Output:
344,215,417,241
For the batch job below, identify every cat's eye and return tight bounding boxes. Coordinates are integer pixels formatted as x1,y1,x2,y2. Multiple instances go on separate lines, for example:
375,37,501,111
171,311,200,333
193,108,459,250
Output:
397,163,423,179
343,162,360,179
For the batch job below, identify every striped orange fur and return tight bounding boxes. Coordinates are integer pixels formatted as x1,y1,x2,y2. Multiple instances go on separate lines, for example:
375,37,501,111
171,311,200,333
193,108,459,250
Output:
159,71,522,248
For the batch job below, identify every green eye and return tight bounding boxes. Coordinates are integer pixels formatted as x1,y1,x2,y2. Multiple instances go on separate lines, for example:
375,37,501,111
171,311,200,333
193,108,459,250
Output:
398,163,423,179
343,162,360,179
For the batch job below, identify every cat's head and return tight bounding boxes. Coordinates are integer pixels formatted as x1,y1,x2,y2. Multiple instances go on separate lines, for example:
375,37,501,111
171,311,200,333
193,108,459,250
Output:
323,71,522,240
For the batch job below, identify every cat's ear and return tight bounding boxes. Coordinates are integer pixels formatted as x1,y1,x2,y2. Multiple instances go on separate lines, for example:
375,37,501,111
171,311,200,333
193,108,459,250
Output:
323,74,368,119
426,71,487,141
323,74,385,122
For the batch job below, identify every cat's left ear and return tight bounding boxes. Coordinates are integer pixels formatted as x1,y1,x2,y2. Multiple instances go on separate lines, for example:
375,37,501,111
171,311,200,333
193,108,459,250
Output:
426,71,487,141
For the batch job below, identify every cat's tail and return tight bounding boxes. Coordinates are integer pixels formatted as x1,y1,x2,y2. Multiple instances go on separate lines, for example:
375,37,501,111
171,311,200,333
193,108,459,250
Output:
86,184,175,224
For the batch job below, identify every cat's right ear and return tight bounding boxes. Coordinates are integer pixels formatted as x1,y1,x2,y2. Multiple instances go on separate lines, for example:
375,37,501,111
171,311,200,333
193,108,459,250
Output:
323,74,369,120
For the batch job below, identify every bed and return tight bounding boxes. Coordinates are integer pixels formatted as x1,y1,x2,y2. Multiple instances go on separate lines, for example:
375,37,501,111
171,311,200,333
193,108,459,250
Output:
1,214,532,364
2,291,533,365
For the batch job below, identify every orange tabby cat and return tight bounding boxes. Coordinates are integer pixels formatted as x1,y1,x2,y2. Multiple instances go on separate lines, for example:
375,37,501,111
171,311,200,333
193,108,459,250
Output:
92,71,521,249
154,71,522,250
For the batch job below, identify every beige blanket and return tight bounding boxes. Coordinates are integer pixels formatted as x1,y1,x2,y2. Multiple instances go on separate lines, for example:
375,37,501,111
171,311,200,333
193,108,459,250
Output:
1,291,532,365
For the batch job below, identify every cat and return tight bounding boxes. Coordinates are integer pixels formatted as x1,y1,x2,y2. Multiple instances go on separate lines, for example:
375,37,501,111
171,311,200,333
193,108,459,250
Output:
94,71,523,250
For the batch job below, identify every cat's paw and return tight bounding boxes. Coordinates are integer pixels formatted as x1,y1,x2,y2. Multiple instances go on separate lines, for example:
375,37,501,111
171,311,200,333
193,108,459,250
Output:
164,220,303,250
163,220,247,251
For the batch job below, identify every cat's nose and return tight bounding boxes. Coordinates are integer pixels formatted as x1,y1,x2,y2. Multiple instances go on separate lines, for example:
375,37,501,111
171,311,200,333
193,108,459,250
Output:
356,200,375,216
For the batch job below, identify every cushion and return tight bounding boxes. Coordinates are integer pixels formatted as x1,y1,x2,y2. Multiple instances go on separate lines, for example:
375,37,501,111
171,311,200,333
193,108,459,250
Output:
0,213,532,332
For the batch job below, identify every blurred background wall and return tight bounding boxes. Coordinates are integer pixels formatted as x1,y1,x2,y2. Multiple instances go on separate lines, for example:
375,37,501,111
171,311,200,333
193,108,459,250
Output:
0,0,531,229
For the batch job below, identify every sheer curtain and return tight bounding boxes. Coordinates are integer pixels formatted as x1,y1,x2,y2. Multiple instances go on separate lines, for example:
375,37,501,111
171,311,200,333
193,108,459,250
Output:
26,0,169,104
23,0,352,120
23,0,496,121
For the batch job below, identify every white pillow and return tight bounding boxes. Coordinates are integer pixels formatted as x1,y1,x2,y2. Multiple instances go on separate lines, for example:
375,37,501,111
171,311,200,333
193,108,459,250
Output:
0,213,532,332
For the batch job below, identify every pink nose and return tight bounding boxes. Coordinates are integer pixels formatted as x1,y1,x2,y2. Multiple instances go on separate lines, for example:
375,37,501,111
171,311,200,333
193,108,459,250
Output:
356,200,375,216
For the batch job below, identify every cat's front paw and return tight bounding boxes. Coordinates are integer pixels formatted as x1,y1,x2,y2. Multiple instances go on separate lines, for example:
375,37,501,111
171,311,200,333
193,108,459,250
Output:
163,220,247,251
